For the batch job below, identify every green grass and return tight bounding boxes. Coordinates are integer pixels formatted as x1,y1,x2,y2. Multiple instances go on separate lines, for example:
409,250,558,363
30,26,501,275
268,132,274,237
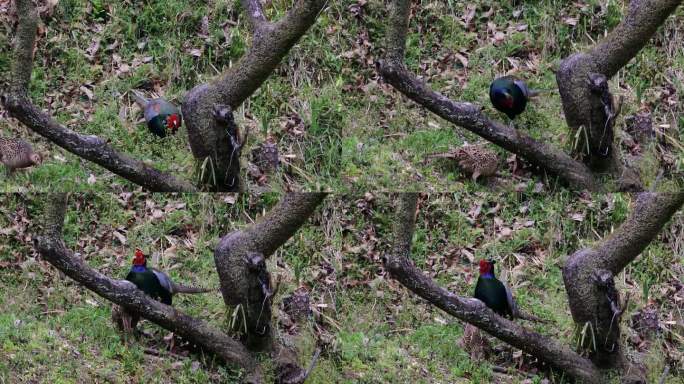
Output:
1,0,682,192
2,192,682,383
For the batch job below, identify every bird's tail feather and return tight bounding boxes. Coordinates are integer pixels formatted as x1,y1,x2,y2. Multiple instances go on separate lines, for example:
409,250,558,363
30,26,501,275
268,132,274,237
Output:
171,282,214,294
527,88,554,98
515,309,549,323
426,151,457,159
131,89,148,107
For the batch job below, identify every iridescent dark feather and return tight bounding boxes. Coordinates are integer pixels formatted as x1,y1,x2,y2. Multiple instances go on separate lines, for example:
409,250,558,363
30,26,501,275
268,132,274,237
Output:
489,76,532,120
131,90,182,138
473,260,516,318
125,267,173,305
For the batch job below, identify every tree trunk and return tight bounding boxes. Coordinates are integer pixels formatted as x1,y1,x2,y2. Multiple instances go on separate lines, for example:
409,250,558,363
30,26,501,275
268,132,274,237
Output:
563,193,684,376
214,193,326,351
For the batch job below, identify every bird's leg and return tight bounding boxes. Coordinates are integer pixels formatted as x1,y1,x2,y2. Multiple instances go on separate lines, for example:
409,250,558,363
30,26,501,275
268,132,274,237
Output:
508,118,517,132
4,165,15,178
471,171,481,183
169,332,176,352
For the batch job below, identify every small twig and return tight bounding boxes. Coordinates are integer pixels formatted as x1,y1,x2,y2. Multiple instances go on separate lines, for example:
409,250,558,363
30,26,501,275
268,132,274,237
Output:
515,310,550,324
491,365,536,379
143,347,188,361
301,348,321,383
40,310,66,315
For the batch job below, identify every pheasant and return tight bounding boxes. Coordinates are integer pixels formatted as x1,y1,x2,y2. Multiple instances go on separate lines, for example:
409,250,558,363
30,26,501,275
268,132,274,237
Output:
113,248,211,333
489,76,539,126
474,259,516,318
428,145,498,181
473,259,546,322
458,323,491,360
131,90,182,138
0,138,41,176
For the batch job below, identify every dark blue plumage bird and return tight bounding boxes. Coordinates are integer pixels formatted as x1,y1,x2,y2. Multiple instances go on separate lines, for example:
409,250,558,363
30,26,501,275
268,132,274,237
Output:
489,76,537,124
114,249,210,333
131,90,182,138
473,259,517,318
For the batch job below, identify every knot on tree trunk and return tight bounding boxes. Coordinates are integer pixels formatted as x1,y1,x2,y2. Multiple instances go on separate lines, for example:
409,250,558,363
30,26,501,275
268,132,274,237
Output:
183,88,243,192
557,55,618,172
242,251,274,351
586,72,618,160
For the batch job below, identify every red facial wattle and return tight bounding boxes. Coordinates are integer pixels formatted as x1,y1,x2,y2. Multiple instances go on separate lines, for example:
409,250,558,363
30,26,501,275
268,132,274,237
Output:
133,248,146,266
166,114,180,132
479,259,490,275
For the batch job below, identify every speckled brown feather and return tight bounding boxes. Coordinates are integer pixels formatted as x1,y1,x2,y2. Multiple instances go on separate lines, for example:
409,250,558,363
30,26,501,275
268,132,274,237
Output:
454,145,498,181
0,138,41,173
458,323,492,360
428,145,498,181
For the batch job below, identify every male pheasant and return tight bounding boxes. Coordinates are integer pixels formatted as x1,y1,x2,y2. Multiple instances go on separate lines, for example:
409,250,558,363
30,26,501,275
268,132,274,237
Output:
113,249,210,333
131,90,182,138
489,76,539,127
473,259,517,318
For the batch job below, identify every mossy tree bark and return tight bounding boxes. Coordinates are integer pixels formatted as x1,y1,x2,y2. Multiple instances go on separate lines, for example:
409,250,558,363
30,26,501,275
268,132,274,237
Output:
562,193,684,378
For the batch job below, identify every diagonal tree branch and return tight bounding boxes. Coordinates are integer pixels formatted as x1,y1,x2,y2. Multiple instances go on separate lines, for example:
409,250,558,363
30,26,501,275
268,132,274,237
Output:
563,192,684,369
379,0,599,191
383,193,601,383
589,0,683,78
35,193,263,383
183,0,328,191
214,193,327,351
2,0,197,192
3,96,198,192
592,193,684,274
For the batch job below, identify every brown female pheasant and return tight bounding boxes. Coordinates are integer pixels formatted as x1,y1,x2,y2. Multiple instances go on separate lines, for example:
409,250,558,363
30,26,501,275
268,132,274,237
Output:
428,144,498,181
0,138,41,176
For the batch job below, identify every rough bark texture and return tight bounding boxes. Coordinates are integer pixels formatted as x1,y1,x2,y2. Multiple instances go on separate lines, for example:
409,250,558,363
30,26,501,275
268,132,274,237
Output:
214,193,326,351
556,0,681,178
380,0,600,191
563,193,684,373
588,0,683,78
3,0,197,192
9,0,37,95
35,194,263,384
384,193,601,383
182,0,327,191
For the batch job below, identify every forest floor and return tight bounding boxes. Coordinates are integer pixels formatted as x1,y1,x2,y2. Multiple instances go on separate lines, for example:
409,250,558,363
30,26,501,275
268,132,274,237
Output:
1,192,682,383
1,0,683,192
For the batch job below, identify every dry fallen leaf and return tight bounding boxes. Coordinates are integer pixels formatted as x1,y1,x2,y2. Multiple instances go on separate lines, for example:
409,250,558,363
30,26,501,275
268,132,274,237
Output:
112,231,127,245
570,213,585,222
187,47,203,57
564,17,578,26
